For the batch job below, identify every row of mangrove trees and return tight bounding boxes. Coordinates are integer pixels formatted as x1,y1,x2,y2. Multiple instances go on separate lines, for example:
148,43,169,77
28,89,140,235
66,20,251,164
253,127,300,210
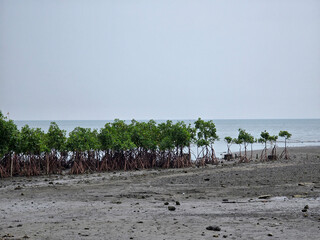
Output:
0,111,291,178
0,111,219,177
224,129,292,162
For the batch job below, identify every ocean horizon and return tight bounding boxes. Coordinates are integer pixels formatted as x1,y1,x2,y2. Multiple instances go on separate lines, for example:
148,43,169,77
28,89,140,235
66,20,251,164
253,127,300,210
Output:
13,119,320,158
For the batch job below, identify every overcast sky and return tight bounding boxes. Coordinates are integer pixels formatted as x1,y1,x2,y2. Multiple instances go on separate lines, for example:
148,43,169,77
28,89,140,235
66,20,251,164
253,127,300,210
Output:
0,0,319,120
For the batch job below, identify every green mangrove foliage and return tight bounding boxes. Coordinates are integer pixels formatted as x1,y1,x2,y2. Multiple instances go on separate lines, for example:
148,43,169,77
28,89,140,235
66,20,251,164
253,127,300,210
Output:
231,129,254,161
224,136,233,155
226,128,290,162
0,113,213,177
258,130,288,161
258,130,270,161
0,110,293,178
194,118,219,165
279,130,292,159
237,128,254,162
46,122,67,152
233,137,243,158
268,135,278,160
0,112,19,156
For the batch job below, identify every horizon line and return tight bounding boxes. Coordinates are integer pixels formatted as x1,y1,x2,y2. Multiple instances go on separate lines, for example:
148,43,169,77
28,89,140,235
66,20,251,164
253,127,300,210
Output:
12,118,320,121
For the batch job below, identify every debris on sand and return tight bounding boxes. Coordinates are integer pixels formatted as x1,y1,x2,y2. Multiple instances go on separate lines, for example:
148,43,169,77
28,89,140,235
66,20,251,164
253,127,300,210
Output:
258,195,271,199
168,206,176,211
206,226,221,231
2,233,14,238
292,194,305,198
78,233,89,237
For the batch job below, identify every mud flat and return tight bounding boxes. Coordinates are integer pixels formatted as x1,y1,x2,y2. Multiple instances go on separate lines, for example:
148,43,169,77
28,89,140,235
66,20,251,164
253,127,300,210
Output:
1,146,320,240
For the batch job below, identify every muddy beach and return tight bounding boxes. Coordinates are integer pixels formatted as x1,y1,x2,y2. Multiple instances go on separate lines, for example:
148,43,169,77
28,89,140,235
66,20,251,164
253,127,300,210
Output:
1,146,320,240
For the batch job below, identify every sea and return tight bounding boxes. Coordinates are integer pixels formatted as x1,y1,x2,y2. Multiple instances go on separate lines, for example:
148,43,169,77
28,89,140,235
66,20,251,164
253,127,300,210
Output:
14,119,320,158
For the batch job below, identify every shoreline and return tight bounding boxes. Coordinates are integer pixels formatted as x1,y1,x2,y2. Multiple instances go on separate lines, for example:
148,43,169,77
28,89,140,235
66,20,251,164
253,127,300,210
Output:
227,145,320,157
0,146,319,239
212,143,320,159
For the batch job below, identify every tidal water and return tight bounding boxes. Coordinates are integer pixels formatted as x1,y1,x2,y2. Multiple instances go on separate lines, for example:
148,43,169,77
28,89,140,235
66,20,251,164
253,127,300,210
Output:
14,119,320,157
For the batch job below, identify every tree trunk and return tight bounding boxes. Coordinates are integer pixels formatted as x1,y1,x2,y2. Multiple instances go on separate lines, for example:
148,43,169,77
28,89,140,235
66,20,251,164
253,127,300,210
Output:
46,152,49,175
211,146,216,164
265,142,267,161
285,138,287,151
244,145,247,159
188,144,191,165
10,152,13,177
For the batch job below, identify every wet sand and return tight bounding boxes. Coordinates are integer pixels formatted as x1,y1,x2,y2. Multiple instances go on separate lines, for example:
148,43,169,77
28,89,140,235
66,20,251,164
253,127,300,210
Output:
1,146,320,240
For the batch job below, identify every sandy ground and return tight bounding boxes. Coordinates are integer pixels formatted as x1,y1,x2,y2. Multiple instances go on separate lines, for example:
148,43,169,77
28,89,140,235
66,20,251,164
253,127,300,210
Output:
1,146,320,240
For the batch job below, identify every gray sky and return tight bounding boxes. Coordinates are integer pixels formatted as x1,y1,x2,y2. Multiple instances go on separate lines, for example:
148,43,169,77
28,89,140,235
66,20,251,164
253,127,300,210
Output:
0,0,319,120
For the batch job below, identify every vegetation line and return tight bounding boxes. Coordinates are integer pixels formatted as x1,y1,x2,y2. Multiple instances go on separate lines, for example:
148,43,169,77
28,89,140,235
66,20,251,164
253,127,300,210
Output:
0,111,291,178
